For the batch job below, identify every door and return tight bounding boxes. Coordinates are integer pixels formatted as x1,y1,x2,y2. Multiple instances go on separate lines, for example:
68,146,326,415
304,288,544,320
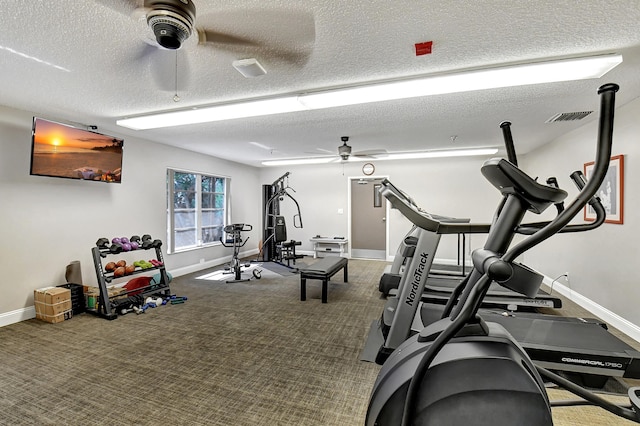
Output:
350,177,387,259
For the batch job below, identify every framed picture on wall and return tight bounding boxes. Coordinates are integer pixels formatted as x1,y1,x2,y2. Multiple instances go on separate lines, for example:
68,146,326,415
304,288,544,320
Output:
584,154,624,224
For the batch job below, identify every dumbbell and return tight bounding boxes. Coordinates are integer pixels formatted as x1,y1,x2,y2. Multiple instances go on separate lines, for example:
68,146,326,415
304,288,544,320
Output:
141,234,153,249
130,235,141,250
96,238,110,249
97,238,123,254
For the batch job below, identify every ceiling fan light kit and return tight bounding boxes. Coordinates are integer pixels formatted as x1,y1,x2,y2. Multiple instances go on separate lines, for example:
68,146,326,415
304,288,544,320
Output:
232,58,267,78
117,53,622,131
338,136,352,160
146,0,196,50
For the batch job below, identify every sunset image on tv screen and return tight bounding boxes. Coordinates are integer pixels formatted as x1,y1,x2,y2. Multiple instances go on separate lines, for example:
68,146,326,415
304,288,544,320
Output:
30,118,123,182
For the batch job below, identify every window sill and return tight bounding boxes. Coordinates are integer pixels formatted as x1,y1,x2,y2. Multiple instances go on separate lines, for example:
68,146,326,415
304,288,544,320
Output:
169,241,222,255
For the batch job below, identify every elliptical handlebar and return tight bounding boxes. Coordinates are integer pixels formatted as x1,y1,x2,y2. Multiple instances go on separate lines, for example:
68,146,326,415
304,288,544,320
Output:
515,171,607,234
500,121,518,166
502,83,618,263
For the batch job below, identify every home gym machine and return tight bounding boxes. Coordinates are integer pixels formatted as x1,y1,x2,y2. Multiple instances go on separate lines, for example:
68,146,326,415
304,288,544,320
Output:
219,223,261,283
367,84,640,425
259,172,304,268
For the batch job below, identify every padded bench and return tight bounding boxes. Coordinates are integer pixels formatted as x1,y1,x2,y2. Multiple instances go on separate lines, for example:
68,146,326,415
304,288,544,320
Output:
299,257,348,303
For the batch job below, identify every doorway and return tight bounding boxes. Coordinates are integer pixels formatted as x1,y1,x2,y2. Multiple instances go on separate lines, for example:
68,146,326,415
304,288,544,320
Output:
350,177,388,260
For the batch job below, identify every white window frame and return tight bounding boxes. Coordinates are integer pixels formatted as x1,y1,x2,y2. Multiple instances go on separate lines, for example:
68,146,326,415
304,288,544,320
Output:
167,168,230,254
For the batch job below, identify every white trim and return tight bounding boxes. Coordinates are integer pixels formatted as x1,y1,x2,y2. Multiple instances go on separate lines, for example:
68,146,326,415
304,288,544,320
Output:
0,306,36,327
541,276,640,344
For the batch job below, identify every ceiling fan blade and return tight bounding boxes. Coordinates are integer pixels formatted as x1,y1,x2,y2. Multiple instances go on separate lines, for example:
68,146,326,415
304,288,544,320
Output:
196,9,315,65
353,149,389,158
197,29,259,47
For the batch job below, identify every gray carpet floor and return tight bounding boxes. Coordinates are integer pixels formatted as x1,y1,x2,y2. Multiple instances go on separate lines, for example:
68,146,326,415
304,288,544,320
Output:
1,257,638,425
0,258,385,425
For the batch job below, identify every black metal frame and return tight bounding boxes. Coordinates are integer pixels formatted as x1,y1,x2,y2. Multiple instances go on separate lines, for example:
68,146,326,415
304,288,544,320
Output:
90,242,171,320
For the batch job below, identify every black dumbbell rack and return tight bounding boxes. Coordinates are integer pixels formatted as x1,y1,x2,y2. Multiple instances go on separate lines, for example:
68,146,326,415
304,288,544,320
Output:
89,239,172,320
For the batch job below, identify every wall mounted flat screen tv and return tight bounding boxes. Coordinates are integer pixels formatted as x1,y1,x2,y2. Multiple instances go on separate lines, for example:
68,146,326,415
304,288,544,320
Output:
30,117,124,183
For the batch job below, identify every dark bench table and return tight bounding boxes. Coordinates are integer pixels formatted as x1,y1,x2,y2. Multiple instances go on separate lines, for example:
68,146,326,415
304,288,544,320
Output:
299,257,348,303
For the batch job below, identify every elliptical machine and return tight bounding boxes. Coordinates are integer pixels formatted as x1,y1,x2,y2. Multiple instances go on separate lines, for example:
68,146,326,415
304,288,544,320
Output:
366,84,640,425
219,224,261,283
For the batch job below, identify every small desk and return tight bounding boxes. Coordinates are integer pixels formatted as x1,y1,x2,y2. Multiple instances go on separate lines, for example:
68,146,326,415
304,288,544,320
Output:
310,237,349,258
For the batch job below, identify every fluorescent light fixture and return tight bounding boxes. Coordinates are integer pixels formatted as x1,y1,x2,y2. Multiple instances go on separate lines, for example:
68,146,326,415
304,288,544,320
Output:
384,148,498,160
297,54,622,109
117,96,306,130
261,157,335,166
261,148,498,166
232,58,267,78
118,54,622,130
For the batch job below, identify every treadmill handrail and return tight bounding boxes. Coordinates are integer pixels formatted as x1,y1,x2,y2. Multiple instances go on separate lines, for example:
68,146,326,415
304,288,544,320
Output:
380,180,491,234
381,176,606,237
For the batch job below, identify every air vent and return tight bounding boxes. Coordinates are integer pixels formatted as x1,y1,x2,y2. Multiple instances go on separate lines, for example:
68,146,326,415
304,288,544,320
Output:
545,111,593,123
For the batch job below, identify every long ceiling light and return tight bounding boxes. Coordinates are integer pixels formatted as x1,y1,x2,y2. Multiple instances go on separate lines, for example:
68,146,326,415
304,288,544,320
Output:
261,157,336,166
117,96,305,130
261,147,499,166
117,54,622,130
383,148,499,161
297,54,622,109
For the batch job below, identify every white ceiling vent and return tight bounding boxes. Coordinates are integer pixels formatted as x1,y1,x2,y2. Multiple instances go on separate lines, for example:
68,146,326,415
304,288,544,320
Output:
545,111,593,123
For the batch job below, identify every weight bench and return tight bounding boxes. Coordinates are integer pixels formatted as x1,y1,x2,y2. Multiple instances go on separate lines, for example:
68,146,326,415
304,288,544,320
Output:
299,257,348,303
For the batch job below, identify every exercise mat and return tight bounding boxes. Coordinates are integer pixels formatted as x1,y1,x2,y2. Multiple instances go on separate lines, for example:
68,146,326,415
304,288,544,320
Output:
196,264,280,282
259,261,307,277
65,260,83,285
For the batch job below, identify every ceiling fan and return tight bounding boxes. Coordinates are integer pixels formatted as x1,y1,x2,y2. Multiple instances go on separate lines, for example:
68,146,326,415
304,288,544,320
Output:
337,136,387,162
97,0,315,87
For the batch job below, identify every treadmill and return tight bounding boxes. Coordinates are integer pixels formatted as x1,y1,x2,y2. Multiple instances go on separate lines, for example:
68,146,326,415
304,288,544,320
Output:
420,303,640,387
362,178,640,386
423,273,562,310
381,223,562,310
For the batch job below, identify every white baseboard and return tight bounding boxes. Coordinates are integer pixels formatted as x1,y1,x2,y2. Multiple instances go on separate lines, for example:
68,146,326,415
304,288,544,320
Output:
542,277,640,344
0,306,35,327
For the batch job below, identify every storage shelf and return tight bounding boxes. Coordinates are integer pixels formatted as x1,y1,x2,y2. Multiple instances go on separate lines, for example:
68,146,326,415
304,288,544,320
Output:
90,240,171,320
310,237,348,258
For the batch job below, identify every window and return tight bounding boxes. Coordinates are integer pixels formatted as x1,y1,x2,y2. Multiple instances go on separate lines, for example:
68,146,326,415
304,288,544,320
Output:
167,169,229,253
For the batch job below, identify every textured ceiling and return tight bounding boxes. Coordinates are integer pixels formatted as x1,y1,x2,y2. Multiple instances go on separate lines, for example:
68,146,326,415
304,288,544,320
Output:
1,0,640,167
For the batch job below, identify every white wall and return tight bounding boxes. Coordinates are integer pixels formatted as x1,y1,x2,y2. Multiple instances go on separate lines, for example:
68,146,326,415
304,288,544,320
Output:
521,95,640,328
258,156,499,263
0,105,261,321
4,94,638,333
